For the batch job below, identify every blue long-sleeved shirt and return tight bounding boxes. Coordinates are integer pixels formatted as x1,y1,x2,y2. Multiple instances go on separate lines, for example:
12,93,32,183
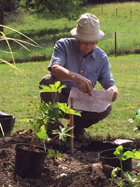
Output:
48,38,115,94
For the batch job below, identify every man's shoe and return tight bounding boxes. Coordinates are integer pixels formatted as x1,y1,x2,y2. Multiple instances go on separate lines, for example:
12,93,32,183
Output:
74,128,89,142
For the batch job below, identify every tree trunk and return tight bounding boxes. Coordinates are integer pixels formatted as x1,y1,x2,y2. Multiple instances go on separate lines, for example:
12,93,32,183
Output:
0,0,4,33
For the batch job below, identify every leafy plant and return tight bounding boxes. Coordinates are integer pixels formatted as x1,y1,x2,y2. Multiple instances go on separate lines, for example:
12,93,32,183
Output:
134,109,140,131
111,145,140,187
129,109,140,135
21,81,81,158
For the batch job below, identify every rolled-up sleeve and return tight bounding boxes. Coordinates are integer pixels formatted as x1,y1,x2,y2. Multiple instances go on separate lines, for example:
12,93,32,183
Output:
97,55,115,89
48,40,66,71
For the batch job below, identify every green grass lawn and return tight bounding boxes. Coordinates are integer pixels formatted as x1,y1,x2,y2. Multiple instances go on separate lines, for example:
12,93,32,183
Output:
0,54,140,141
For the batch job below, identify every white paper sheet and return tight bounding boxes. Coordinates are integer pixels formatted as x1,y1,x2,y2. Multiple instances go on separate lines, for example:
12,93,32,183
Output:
68,87,114,113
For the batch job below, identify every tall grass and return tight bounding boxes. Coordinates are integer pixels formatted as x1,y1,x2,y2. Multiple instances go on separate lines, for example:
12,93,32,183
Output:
0,54,140,140
1,2,140,61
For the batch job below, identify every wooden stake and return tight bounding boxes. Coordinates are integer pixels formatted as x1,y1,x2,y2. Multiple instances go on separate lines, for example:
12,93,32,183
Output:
0,122,5,137
70,98,74,154
115,32,117,57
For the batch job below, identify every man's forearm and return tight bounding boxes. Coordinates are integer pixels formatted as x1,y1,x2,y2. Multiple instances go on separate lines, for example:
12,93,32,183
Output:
51,64,76,81
51,64,92,94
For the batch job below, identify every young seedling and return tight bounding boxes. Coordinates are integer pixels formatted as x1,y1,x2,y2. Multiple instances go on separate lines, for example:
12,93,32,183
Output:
111,145,140,187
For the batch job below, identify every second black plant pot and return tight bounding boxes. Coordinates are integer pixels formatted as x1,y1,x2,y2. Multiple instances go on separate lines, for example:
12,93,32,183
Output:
98,148,132,172
0,111,15,135
14,143,47,178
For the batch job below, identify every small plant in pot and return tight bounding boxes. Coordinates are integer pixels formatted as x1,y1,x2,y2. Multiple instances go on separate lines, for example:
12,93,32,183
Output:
111,145,140,187
14,81,81,179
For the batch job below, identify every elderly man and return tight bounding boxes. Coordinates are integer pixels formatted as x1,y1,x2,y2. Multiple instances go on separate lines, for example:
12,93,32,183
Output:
39,13,118,141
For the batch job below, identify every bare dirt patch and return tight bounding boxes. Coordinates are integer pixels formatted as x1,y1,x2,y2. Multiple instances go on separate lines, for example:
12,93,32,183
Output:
0,131,140,187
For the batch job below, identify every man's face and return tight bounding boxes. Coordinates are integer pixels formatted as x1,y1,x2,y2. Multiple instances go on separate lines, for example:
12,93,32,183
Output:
78,40,97,56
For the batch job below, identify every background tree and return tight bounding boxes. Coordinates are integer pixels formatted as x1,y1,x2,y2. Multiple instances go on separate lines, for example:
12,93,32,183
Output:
0,0,4,32
19,0,86,19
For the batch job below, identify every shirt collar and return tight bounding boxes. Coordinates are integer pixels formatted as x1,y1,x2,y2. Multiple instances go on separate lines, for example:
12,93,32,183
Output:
91,46,97,59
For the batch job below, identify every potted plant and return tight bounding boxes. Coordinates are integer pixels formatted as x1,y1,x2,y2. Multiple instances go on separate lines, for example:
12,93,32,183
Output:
110,145,140,187
14,81,81,178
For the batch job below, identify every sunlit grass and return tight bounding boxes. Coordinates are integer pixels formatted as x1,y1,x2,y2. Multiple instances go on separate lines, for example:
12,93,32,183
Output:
0,54,140,140
87,54,140,140
0,61,49,131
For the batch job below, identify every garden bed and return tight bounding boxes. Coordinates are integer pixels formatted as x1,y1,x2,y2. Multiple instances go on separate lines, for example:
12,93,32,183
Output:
0,130,140,187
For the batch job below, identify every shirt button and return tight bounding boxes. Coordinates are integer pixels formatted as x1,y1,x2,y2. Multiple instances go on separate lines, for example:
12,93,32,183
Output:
81,70,83,73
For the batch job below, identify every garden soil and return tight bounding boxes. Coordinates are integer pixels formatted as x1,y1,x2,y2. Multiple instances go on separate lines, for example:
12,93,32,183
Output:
0,130,140,187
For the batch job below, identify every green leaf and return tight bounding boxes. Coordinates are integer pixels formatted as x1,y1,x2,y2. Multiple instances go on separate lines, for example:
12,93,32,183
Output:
113,145,124,160
47,149,56,159
111,167,121,178
113,146,140,161
122,151,135,160
57,103,81,116
135,115,140,121
135,174,140,182
55,151,63,160
133,151,140,159
123,171,134,182
114,178,124,187
40,81,66,93
52,126,74,142
47,149,63,160
37,125,51,142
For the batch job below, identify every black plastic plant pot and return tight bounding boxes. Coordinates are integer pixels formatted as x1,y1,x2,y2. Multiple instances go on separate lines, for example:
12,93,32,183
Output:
0,111,15,135
98,148,132,172
14,143,48,178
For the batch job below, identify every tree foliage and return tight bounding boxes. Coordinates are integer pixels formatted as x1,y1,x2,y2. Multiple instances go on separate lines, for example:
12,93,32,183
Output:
1,0,86,18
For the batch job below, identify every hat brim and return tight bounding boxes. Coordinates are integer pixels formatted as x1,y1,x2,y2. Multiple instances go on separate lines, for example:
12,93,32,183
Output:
70,27,104,42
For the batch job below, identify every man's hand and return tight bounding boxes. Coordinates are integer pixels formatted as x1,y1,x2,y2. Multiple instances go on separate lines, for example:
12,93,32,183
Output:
107,85,118,102
74,74,92,94
52,64,92,95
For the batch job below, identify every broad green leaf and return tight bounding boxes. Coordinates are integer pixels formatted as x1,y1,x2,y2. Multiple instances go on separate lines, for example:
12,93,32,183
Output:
37,125,50,142
133,151,140,159
52,126,74,142
113,146,140,161
114,145,124,160
57,103,81,116
47,149,56,159
40,81,66,93
122,151,135,160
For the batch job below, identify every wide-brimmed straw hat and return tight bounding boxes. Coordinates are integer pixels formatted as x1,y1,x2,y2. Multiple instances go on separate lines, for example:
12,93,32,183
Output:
70,13,104,42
